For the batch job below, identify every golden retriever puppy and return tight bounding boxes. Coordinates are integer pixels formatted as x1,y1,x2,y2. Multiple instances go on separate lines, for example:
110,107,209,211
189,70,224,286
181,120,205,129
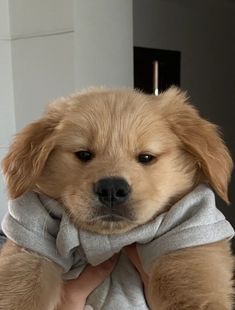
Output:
0,87,234,310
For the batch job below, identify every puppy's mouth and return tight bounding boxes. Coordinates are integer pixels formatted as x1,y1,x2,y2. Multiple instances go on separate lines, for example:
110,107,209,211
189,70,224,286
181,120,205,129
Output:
88,206,136,223
89,214,127,222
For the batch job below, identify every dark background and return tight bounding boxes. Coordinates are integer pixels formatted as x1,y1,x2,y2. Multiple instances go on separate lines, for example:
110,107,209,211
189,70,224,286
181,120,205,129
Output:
133,0,235,250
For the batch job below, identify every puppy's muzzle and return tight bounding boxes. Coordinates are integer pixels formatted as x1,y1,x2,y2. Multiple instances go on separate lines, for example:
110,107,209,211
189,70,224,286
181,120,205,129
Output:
94,177,131,207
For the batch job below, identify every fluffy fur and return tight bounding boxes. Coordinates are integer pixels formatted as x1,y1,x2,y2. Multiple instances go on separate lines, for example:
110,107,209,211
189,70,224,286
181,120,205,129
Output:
0,87,234,309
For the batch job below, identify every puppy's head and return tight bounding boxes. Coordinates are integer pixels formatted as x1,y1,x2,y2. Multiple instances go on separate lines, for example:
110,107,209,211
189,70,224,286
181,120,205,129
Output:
2,88,233,234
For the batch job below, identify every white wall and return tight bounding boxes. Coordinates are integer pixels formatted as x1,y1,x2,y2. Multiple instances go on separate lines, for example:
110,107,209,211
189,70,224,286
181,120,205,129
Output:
8,0,73,38
9,0,75,130
74,0,133,89
0,0,133,220
0,0,10,38
12,33,74,130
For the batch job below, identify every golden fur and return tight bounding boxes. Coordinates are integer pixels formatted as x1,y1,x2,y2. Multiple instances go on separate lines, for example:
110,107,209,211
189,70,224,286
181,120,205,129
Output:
0,87,234,309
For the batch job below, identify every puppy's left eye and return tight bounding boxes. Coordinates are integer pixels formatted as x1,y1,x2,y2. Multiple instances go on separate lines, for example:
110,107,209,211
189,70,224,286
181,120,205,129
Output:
137,153,156,164
75,150,94,162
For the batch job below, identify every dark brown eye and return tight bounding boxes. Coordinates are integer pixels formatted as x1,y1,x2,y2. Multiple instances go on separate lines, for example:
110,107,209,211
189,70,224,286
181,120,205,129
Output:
75,150,94,162
137,153,155,164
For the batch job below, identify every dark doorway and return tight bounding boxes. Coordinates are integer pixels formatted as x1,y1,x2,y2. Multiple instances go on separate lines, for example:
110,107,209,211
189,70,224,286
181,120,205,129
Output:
134,47,181,94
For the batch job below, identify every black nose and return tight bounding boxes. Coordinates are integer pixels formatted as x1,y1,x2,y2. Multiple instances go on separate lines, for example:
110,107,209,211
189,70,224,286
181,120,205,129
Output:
94,177,131,207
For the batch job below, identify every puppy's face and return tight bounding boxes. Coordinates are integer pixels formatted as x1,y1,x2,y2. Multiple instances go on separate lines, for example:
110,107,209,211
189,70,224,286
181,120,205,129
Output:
2,88,232,234
35,91,197,233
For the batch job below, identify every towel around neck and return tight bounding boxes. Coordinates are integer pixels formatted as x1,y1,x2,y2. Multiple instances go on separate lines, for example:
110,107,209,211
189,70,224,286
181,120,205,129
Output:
1,184,234,309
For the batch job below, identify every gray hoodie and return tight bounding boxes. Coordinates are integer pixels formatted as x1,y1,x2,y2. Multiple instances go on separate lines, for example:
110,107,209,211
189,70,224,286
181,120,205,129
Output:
1,185,234,310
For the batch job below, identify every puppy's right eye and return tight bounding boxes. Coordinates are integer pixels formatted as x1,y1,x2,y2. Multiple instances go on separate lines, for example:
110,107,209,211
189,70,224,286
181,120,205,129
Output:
75,150,94,162
137,153,156,164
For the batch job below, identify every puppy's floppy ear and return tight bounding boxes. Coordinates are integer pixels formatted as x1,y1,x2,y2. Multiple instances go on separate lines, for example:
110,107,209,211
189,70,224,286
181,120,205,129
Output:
1,115,60,199
158,87,233,203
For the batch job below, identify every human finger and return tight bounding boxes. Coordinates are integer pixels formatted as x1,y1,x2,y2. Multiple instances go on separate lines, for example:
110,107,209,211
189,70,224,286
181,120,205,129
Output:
64,254,119,299
125,244,149,285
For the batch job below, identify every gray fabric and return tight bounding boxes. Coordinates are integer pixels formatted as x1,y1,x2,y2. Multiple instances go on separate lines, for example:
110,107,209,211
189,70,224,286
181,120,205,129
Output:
1,185,234,309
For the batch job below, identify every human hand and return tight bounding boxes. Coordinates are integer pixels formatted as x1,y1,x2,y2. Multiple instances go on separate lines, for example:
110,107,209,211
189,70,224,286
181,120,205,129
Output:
58,254,118,310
